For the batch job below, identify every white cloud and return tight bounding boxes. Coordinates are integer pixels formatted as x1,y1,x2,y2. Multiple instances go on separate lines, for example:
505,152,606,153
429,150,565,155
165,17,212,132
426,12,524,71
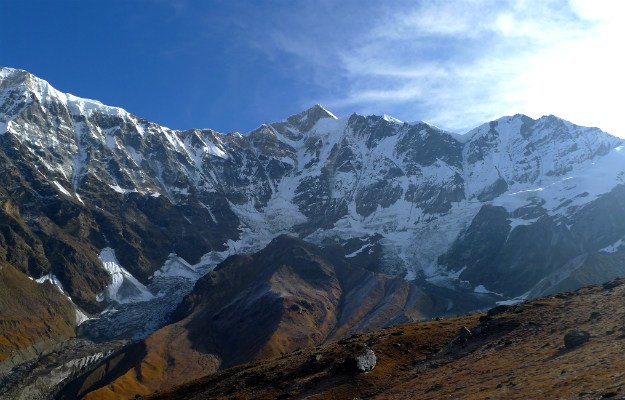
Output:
516,0,625,135
260,0,625,136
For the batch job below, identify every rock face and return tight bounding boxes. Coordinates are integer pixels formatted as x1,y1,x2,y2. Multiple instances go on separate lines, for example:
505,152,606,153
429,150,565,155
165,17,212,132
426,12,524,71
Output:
564,331,590,349
354,349,377,372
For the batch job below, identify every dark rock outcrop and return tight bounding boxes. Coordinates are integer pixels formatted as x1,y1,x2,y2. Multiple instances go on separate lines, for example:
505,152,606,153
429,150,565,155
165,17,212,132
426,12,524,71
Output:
564,331,590,349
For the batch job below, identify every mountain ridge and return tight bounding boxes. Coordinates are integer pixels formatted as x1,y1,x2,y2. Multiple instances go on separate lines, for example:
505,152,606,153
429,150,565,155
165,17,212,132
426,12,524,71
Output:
4,67,625,398
145,277,625,400
3,65,607,142
2,65,625,305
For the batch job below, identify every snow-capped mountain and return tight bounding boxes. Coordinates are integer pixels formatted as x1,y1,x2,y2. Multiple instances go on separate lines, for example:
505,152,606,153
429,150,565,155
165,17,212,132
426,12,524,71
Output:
2,66,625,321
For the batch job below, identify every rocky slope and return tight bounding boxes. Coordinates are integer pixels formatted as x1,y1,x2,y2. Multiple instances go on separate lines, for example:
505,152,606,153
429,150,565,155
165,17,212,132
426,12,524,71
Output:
60,235,482,399
0,338,127,400
147,277,625,400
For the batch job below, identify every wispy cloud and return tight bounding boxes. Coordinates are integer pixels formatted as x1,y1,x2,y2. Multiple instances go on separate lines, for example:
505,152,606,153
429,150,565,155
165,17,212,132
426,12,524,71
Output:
249,0,625,135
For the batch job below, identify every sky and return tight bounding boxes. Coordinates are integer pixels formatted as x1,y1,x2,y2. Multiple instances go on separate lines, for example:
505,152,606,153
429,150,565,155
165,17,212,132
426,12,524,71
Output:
1,0,624,136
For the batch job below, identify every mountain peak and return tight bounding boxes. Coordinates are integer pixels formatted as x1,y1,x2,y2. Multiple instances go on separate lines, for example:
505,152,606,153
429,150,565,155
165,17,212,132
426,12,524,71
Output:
284,104,338,132
0,67,31,87
0,66,129,120
0,66,22,78
307,104,338,119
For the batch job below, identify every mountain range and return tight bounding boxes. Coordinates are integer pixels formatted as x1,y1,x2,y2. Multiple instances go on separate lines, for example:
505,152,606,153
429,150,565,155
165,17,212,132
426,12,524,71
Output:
2,67,625,398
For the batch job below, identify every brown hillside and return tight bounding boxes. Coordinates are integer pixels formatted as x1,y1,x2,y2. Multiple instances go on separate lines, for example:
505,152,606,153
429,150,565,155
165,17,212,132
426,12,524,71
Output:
0,263,76,370
150,277,625,400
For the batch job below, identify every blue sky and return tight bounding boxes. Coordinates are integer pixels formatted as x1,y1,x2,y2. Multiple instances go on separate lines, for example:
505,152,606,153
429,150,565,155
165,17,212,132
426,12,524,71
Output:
1,0,624,135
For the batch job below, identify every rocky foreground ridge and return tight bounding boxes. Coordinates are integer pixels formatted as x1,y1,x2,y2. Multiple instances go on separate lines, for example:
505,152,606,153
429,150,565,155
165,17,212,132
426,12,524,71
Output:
148,277,625,400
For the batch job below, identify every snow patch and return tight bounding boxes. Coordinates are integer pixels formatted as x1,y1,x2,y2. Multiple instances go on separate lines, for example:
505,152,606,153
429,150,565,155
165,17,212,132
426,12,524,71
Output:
53,180,72,197
345,243,374,258
109,184,134,194
601,238,624,253
508,217,540,229
36,273,66,292
97,247,154,304
126,145,143,164
474,285,502,296
153,254,199,279
75,309,91,325
496,291,530,305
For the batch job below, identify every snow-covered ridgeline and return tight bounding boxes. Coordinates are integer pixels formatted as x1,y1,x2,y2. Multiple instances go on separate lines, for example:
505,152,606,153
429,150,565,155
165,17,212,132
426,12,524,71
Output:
0,67,230,199
4,66,625,295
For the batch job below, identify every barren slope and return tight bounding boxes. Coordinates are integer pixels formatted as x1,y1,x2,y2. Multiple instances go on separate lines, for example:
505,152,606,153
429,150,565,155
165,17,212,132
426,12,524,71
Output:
150,277,625,400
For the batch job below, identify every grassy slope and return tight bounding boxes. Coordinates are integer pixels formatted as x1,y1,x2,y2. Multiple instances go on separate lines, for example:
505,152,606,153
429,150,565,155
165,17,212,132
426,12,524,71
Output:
149,278,625,400
0,263,75,362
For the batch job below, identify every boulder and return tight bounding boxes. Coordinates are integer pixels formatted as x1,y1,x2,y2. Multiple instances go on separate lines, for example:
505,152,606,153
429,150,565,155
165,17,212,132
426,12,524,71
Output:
564,331,590,349
353,349,377,372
